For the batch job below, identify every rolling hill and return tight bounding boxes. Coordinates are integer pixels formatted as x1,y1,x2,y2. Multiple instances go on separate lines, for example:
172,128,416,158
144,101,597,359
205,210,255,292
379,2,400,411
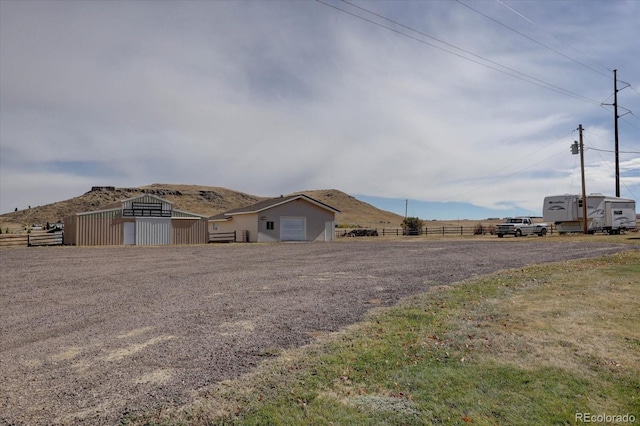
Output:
0,184,405,232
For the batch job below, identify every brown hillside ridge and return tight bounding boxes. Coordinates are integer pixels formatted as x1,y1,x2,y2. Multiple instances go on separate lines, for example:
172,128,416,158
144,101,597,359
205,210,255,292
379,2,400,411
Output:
295,189,404,228
0,185,405,232
0,184,265,232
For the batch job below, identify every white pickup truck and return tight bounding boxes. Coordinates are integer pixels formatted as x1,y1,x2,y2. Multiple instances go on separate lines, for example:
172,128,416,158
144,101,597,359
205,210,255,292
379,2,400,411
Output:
496,217,547,238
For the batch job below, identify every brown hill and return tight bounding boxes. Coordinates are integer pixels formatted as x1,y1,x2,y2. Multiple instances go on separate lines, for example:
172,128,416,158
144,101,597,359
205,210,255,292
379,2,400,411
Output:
294,189,404,228
0,184,404,232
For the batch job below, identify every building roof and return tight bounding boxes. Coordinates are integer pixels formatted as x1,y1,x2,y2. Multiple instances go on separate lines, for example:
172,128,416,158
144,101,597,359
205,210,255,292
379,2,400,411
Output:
121,193,174,204
73,193,205,218
209,194,340,220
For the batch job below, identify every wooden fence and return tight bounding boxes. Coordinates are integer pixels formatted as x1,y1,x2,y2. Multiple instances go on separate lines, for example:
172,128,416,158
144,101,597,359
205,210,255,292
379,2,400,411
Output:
0,232,64,247
208,231,237,243
336,225,557,238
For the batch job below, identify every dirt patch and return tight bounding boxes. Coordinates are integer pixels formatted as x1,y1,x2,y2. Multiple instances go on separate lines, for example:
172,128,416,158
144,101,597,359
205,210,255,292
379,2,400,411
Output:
0,240,636,425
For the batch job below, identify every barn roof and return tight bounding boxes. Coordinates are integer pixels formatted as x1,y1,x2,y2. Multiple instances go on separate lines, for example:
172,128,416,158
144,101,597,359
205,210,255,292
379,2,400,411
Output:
209,194,340,220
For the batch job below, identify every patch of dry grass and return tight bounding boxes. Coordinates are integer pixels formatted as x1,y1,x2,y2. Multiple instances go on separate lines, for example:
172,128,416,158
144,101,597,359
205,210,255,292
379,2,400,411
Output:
128,251,640,425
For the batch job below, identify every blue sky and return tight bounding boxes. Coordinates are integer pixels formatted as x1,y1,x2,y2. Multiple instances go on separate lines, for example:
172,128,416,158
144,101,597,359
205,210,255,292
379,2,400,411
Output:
1,0,639,219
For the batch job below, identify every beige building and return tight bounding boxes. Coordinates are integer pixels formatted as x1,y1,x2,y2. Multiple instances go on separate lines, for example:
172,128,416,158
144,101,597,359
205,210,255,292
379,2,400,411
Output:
209,194,339,242
64,193,208,246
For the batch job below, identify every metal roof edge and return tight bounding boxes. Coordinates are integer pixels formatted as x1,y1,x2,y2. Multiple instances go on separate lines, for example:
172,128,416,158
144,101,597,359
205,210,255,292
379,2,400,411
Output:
172,209,208,219
76,207,122,216
119,193,174,204
228,194,340,215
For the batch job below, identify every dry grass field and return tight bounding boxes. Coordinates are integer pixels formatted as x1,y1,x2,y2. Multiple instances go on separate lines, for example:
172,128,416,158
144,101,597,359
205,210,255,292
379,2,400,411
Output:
1,238,638,425
166,250,639,425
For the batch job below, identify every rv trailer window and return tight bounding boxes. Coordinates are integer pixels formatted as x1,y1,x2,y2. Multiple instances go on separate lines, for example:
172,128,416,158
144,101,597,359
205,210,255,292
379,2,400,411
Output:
614,210,623,215
578,200,583,208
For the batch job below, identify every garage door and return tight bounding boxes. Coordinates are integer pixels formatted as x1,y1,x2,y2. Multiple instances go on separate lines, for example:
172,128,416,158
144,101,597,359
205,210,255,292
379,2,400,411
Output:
280,217,306,241
136,218,172,245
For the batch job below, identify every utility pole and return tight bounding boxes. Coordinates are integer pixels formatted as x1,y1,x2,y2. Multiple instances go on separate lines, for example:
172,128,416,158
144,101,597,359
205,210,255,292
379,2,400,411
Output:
613,69,620,197
578,125,588,234
571,125,588,234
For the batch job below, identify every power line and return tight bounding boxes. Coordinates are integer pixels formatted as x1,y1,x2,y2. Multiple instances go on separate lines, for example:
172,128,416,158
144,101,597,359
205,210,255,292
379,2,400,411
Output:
587,146,640,155
316,0,603,106
583,130,640,164
598,104,640,131
444,130,576,200
495,0,615,76
584,129,640,151
454,0,612,79
584,135,639,201
628,84,640,97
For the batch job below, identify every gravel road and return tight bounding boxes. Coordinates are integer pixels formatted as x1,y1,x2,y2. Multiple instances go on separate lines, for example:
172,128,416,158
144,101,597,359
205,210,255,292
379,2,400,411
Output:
1,239,636,425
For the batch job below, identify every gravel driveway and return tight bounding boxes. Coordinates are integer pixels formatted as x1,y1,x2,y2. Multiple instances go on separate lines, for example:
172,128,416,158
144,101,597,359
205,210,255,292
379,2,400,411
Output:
1,239,636,425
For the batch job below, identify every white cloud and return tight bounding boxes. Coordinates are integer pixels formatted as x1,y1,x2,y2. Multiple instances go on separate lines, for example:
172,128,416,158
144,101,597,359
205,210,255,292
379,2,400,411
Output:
1,0,639,216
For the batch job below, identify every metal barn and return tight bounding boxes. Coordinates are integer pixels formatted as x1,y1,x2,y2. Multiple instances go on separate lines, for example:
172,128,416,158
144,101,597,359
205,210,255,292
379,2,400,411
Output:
64,194,208,246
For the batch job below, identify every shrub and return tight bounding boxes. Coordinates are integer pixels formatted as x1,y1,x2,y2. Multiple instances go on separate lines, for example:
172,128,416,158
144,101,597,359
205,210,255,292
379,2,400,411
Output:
401,217,424,234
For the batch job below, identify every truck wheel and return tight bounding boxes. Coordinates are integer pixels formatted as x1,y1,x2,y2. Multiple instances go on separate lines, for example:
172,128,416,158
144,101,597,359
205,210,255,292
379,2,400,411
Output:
497,234,504,238
515,229,522,237
538,228,547,237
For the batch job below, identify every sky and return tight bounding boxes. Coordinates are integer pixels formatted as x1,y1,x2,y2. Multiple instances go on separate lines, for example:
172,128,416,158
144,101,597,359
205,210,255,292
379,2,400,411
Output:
1,0,639,219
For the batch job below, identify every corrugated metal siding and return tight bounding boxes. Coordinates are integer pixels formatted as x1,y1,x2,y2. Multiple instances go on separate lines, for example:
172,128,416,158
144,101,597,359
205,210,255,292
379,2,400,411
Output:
63,215,77,245
123,195,172,212
67,195,209,246
172,210,203,218
136,218,171,245
77,212,123,246
172,218,208,244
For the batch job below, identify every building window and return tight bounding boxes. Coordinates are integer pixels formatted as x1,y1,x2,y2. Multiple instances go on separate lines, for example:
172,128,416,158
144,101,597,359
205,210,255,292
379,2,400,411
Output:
266,221,274,230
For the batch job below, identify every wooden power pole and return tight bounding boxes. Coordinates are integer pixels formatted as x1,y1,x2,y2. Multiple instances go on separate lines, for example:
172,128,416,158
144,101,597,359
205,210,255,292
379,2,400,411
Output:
578,124,588,234
613,69,620,197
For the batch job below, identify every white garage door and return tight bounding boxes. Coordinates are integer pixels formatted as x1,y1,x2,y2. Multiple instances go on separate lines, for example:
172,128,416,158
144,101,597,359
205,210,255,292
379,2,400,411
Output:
136,218,172,245
280,217,306,241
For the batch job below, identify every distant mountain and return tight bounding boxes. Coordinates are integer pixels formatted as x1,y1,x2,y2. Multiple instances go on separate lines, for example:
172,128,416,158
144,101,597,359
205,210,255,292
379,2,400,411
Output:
0,184,404,231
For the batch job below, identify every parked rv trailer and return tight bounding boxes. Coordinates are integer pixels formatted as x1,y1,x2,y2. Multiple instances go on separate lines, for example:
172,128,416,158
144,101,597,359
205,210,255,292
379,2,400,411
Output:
543,194,637,234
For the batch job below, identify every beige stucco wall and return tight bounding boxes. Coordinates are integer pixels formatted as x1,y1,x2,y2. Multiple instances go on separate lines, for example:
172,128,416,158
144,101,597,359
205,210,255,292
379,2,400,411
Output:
208,198,336,243
258,199,335,242
232,214,259,242
209,214,258,242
